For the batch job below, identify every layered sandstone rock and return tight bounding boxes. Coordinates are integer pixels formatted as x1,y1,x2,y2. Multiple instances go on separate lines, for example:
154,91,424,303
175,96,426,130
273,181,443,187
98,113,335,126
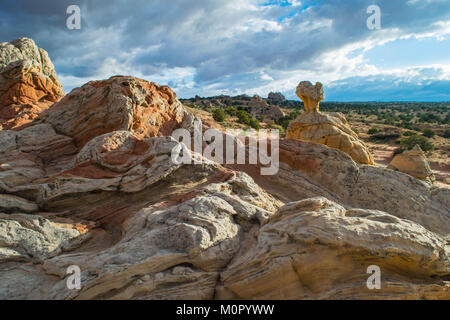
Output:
389,145,435,183
2,117,448,300
0,43,448,300
0,38,64,129
230,139,450,236
286,81,374,165
219,197,449,299
32,76,191,149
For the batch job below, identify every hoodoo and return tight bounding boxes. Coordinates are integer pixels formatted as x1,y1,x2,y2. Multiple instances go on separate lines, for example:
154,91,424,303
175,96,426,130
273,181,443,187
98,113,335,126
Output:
286,81,374,165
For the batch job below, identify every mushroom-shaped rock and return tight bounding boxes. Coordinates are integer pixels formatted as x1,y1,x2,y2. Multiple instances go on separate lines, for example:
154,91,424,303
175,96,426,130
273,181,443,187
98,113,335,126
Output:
296,81,324,113
287,80,374,165
388,145,435,183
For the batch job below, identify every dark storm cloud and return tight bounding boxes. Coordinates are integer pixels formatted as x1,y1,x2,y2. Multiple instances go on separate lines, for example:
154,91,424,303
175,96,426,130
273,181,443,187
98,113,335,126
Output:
1,0,450,98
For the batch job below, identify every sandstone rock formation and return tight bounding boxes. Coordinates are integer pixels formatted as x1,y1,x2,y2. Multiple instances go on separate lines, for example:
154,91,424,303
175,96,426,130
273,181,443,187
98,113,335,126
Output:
389,145,435,183
268,92,286,104
248,95,284,122
219,196,449,299
0,41,448,300
0,38,64,130
248,95,268,109
286,81,374,165
31,76,191,149
295,81,324,113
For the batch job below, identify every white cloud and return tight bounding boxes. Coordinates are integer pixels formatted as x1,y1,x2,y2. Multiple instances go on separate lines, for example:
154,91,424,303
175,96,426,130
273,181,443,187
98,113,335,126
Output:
3,0,449,100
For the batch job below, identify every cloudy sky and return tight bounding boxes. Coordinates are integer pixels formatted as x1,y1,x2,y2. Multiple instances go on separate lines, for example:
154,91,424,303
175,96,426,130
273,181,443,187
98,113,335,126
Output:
1,0,450,101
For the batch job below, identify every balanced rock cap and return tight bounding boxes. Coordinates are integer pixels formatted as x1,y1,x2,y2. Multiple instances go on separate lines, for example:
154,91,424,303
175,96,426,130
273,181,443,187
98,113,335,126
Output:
296,81,324,113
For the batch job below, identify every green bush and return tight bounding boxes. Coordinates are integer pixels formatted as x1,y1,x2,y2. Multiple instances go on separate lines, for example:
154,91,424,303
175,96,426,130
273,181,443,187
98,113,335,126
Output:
422,128,436,138
236,110,260,129
249,118,260,130
403,131,417,136
393,147,404,156
419,113,443,123
279,119,290,130
400,135,435,152
236,110,251,124
351,128,359,135
442,129,450,139
367,128,379,135
276,111,301,130
212,109,226,122
224,106,238,116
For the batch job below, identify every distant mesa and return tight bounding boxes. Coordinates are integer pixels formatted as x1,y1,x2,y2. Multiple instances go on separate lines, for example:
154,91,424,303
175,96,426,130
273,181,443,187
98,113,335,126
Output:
286,81,374,165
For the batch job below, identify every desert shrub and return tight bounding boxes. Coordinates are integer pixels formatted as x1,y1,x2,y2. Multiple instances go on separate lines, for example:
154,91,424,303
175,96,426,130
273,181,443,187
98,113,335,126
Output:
367,128,379,135
236,110,251,124
276,111,301,130
212,109,226,122
236,110,260,129
403,131,417,136
419,113,442,123
422,128,436,138
279,119,291,130
224,106,238,116
351,128,359,134
249,118,260,130
442,129,450,139
393,147,404,156
400,135,435,152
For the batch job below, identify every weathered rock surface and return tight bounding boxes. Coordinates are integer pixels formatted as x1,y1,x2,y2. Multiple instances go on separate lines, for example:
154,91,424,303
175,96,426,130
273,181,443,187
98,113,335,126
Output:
295,81,324,113
230,139,450,236
32,76,190,149
286,81,374,165
0,213,88,263
0,194,38,213
219,197,449,299
267,92,286,103
2,123,447,300
0,38,64,130
389,145,435,183
0,42,448,300
248,95,284,122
